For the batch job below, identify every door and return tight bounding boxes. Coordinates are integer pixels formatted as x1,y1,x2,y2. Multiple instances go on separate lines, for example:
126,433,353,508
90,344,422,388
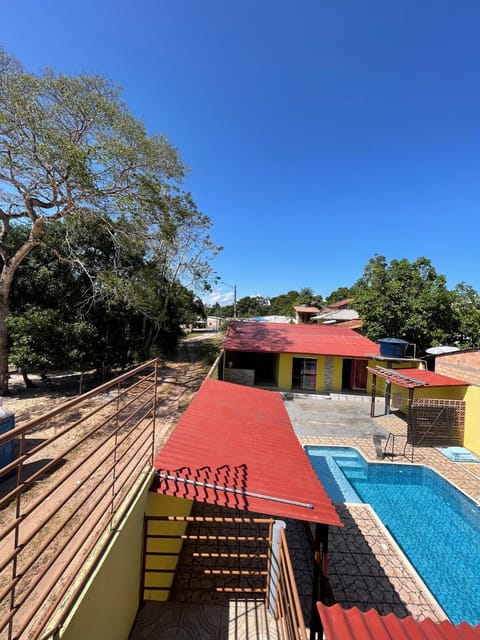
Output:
292,358,317,390
350,359,368,390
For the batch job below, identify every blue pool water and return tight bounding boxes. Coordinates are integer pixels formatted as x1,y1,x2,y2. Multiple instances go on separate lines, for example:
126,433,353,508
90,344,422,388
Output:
305,445,480,625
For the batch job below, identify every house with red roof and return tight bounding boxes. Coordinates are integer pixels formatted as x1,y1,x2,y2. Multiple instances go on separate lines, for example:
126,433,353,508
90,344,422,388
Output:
220,321,383,394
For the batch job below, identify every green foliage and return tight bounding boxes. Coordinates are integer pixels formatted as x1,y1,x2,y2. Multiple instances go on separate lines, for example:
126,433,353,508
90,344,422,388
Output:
326,287,356,306
450,283,480,348
0,49,221,389
353,255,458,353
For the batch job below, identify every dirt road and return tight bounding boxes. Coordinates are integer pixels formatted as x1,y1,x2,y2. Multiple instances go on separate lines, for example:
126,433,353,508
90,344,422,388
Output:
3,334,219,445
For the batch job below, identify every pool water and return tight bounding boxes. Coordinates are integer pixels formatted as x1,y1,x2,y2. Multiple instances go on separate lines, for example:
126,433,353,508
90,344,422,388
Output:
305,445,480,625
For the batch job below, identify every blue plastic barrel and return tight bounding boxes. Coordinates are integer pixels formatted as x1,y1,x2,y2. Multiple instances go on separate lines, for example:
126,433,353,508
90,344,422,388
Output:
0,409,16,474
378,338,409,358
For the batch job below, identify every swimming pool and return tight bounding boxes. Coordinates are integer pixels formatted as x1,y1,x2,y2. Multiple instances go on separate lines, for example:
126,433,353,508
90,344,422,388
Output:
305,445,480,625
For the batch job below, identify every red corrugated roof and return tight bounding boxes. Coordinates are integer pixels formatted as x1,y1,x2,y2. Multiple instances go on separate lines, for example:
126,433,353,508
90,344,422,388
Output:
223,321,379,358
317,604,480,640
153,378,342,526
395,368,469,386
370,367,469,388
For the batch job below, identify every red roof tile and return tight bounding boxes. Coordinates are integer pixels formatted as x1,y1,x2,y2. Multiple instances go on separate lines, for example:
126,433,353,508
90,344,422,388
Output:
317,604,480,640
223,321,379,358
371,367,469,388
153,379,342,526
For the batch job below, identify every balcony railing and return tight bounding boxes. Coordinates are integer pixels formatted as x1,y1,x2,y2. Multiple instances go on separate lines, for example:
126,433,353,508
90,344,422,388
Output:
0,360,159,640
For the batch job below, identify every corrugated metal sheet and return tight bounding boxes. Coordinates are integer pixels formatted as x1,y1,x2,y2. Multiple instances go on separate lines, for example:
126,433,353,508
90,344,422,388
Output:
153,379,343,526
223,321,379,358
317,604,480,640
371,367,469,388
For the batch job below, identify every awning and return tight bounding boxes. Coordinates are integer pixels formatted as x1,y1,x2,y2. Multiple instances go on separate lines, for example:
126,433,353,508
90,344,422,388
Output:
153,378,342,526
317,604,480,639
367,366,469,388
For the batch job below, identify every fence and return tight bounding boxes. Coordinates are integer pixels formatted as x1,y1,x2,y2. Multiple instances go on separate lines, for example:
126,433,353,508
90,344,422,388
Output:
0,360,159,640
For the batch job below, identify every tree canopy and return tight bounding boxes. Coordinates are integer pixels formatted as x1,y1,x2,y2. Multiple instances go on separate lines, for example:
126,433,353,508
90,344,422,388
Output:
0,48,220,392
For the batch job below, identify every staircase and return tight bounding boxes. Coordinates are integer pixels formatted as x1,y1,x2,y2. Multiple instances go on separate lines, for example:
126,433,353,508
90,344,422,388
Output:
334,451,368,481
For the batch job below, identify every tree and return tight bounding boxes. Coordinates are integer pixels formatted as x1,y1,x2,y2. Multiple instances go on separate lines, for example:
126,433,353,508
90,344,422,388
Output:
353,255,457,354
326,287,356,306
0,49,217,393
451,283,480,348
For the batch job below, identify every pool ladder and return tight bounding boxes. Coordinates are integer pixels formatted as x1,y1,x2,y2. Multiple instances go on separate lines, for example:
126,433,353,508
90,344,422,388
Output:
374,433,414,462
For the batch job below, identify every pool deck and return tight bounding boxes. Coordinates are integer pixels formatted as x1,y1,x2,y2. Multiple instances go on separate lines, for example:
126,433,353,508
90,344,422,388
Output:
297,396,480,623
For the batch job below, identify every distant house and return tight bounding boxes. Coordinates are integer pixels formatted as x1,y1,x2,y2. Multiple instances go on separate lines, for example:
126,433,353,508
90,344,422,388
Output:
221,321,381,393
311,298,362,329
293,304,321,324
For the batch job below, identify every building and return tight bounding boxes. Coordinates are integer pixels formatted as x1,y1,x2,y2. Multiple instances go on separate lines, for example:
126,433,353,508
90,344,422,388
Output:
221,321,383,393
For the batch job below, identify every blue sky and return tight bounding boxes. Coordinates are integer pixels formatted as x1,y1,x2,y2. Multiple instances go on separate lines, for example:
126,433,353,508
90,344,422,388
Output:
2,0,479,305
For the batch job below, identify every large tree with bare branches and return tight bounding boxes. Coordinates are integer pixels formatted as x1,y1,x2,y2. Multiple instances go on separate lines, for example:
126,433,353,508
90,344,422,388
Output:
0,49,218,394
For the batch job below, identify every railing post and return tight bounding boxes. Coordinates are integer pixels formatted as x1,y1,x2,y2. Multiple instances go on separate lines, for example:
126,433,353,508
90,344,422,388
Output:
152,360,158,461
268,519,285,615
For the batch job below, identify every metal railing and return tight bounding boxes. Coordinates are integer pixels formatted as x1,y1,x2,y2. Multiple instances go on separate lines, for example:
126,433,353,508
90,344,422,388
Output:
275,527,308,640
0,359,159,640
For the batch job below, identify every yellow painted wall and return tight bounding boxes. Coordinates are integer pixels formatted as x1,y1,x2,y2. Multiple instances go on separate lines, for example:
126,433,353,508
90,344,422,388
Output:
273,354,281,386
463,386,480,455
276,353,326,392
277,353,292,390
143,494,193,601
330,357,343,392
60,472,153,640
386,384,468,413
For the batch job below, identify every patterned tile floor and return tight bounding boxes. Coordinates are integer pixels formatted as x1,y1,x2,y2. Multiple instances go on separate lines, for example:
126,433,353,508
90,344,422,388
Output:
130,404,480,639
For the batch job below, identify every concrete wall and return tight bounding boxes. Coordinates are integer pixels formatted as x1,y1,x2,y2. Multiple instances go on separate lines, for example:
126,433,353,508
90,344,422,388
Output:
60,472,153,640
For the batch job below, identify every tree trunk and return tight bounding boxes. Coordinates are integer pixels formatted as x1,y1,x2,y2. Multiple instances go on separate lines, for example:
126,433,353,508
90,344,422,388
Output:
0,296,10,396
21,368,35,388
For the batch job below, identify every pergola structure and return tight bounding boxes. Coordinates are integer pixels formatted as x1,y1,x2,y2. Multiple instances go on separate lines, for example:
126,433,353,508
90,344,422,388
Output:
368,366,469,460
367,366,468,418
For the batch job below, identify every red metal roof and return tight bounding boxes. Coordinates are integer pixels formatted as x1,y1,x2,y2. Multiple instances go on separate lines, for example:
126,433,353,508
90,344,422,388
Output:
317,604,480,640
369,367,469,388
153,378,343,526
223,321,379,358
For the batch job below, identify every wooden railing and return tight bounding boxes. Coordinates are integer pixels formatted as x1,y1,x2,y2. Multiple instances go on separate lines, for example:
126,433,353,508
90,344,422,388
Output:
0,360,159,640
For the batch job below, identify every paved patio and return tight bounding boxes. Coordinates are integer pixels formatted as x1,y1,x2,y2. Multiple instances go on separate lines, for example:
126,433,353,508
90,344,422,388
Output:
130,393,480,638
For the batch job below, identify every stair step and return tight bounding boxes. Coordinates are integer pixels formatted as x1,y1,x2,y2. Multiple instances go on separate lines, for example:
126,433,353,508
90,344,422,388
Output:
336,460,364,470
342,469,367,480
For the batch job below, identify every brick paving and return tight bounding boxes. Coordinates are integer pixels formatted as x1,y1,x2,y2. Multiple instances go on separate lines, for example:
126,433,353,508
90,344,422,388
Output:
299,408,480,623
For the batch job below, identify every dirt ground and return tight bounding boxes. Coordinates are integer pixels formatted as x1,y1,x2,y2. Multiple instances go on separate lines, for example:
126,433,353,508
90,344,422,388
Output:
2,334,219,439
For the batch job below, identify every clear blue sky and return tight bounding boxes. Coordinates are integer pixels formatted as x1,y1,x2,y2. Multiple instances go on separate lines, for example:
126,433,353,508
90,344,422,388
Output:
2,0,480,306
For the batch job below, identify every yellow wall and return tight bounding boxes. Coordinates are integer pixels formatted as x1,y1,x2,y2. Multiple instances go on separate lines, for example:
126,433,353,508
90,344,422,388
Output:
277,353,292,390
276,353,326,392
464,386,480,455
143,494,193,601
60,472,153,640
386,384,468,413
